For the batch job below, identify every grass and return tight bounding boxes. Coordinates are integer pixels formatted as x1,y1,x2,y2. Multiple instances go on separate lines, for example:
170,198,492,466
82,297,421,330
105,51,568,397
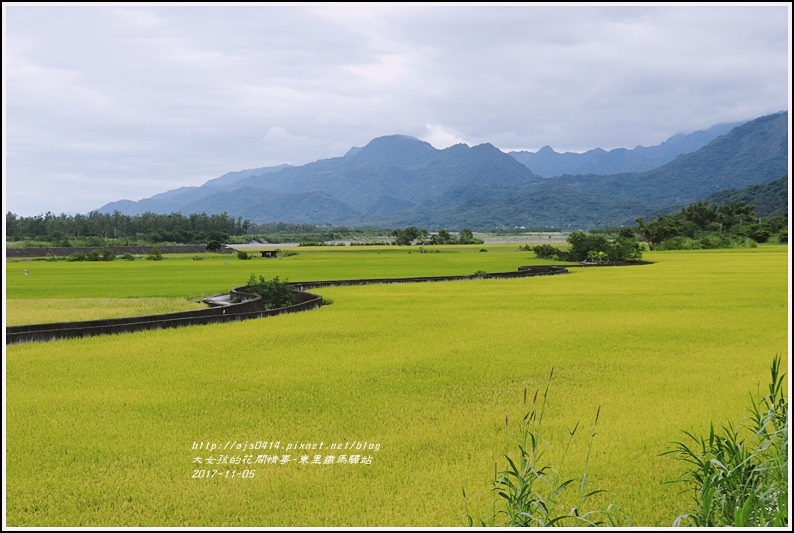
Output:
4,245,567,300
4,245,789,526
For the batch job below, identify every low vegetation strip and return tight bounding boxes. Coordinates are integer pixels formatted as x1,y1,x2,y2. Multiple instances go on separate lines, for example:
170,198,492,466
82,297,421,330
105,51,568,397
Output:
289,265,568,290
5,245,224,258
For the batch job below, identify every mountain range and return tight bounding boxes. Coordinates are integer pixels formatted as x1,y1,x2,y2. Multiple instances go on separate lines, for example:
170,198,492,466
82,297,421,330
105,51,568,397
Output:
98,111,789,229
508,121,742,177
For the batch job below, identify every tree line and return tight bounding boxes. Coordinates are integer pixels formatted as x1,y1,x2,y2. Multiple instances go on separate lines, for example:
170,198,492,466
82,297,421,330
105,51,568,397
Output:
634,200,787,250
391,227,484,245
6,211,250,245
528,199,786,263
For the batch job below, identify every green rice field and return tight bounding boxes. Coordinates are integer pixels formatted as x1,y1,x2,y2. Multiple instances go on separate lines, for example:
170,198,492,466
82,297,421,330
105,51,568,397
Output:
4,244,790,526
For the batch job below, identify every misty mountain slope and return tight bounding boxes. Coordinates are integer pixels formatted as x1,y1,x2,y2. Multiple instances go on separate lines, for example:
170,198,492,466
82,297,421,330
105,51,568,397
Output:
535,111,787,205
99,165,295,215
230,136,542,204
376,182,643,229
96,111,787,229
121,135,543,223
359,111,788,228
509,120,742,177
180,187,361,224
202,164,293,189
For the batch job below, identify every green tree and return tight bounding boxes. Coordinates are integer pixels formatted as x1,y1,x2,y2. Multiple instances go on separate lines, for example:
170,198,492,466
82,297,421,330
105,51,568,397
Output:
717,201,757,232
606,237,644,262
206,240,222,253
430,229,454,244
245,274,294,309
681,201,719,230
394,226,421,245
566,232,610,262
635,216,680,251
532,244,560,260
457,228,483,244
562,231,643,263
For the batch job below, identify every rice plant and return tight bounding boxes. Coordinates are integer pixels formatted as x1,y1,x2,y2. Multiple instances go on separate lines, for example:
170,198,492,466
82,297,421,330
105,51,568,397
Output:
464,367,630,527
663,355,788,527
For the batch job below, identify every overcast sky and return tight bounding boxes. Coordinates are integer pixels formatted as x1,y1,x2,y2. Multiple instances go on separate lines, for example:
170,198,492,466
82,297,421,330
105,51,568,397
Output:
3,2,791,217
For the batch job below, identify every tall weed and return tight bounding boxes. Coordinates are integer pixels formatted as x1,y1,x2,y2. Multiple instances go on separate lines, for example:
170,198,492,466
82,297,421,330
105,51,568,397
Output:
464,367,630,527
663,355,788,527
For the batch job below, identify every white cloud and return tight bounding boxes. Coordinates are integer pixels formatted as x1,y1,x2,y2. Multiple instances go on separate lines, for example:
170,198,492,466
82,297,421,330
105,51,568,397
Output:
421,124,470,150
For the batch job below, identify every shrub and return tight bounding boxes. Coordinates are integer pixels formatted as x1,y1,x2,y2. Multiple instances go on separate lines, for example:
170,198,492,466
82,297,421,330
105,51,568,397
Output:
237,250,252,260
532,244,560,260
121,253,135,261
245,274,294,309
146,246,163,261
656,236,700,250
662,355,788,527
89,247,116,261
67,252,87,262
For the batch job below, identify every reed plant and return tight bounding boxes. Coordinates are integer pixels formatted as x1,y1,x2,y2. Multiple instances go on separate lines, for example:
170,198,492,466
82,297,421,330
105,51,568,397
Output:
464,367,630,527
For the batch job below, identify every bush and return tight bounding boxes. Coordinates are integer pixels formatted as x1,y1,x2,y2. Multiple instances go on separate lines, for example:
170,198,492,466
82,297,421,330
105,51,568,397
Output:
67,252,87,262
532,233,643,263
532,244,561,260
698,234,731,249
146,246,163,261
245,274,294,309
663,355,788,527
121,253,135,261
87,247,116,261
237,250,252,260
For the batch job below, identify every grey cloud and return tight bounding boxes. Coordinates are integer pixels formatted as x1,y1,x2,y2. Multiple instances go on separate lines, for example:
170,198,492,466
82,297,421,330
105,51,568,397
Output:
4,3,789,216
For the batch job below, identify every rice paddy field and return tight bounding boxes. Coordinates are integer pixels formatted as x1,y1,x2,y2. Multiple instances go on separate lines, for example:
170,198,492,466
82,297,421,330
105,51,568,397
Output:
4,244,790,526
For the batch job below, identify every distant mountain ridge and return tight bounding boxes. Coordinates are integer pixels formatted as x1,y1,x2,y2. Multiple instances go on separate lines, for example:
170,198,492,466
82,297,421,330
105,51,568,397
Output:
508,121,742,177
101,135,544,223
97,111,789,229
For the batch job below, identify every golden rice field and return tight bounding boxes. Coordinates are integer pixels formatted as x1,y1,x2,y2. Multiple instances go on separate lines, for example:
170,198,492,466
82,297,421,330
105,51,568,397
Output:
4,245,789,526
4,298,206,326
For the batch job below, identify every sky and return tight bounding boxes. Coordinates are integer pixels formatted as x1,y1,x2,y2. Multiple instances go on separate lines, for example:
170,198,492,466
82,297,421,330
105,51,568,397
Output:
3,2,791,218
